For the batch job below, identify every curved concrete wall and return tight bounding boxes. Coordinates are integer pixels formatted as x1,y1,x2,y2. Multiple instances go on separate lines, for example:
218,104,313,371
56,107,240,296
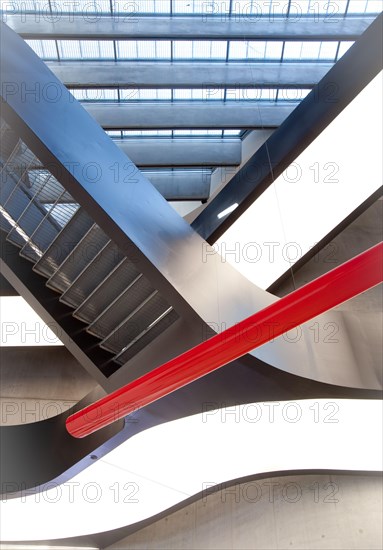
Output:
107,473,383,550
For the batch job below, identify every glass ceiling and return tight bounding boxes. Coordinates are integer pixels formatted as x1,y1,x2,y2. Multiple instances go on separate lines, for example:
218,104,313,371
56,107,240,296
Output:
1,0,380,150
2,0,382,15
70,87,312,102
106,129,244,138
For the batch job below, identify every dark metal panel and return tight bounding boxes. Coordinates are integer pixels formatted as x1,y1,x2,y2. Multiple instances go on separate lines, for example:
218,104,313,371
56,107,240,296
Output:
0,22,216,327
0,232,120,384
0,273,17,296
4,14,374,40
85,102,297,129
28,167,211,201
144,170,211,201
46,61,332,88
191,14,383,243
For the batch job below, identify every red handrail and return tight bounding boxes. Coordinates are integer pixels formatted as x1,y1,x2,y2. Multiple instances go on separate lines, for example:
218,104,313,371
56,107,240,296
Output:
66,242,383,438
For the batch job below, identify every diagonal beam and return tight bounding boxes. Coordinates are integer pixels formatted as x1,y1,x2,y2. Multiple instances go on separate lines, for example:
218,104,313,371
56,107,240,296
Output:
4,14,374,40
46,61,332,88
2,21,380,395
28,168,211,202
66,242,383,438
0,22,212,328
191,13,383,242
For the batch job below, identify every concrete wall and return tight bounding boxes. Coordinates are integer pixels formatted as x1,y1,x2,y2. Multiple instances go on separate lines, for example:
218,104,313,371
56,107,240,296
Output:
0,346,97,426
106,474,383,550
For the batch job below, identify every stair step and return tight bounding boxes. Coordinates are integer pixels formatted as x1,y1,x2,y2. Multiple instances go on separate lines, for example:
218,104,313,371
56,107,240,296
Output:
60,241,124,309
33,207,92,278
46,224,109,293
100,293,172,355
114,308,179,365
6,172,58,248
86,276,156,340
73,258,141,325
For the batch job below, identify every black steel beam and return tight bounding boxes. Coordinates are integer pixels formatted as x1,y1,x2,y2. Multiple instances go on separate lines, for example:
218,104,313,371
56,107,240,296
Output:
191,14,383,243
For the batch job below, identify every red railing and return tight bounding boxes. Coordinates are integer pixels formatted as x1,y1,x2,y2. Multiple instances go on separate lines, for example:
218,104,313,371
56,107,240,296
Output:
66,242,383,438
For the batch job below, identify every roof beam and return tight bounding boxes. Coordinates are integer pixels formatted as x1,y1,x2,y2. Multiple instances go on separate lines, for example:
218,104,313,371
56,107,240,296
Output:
47,61,332,88
85,102,298,129
30,169,211,201
5,14,373,40
114,138,241,167
143,170,210,200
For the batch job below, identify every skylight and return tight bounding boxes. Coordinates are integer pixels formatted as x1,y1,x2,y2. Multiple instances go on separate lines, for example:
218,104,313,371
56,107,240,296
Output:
2,0,383,16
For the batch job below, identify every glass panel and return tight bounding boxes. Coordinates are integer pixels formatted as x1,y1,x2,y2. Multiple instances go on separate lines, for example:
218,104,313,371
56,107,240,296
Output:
116,41,171,60
173,41,193,59
118,89,173,101
25,39,43,58
105,130,122,138
122,130,172,137
233,0,290,16
71,89,119,101
49,1,111,13
347,0,368,13
173,130,223,136
80,40,114,59
283,41,335,61
365,1,383,13
25,39,58,60
114,0,171,13
318,42,338,60
265,41,284,59
300,42,322,59
58,40,81,59
172,0,230,14
116,41,137,58
223,130,243,136
290,1,335,15
225,88,277,101
191,41,227,59
173,88,225,100
283,41,303,60
228,41,248,59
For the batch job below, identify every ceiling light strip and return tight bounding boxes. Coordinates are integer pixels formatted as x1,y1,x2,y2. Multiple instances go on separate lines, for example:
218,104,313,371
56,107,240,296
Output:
66,241,383,438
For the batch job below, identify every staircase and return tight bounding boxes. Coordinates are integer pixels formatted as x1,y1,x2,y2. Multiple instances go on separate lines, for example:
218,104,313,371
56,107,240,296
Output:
0,118,179,370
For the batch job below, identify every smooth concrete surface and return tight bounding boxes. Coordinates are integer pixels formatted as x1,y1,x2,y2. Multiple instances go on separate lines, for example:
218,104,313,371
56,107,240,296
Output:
186,128,274,222
5,14,373,40
106,474,383,550
271,198,383,389
47,61,332,88
0,346,97,426
85,102,297,130
115,138,241,167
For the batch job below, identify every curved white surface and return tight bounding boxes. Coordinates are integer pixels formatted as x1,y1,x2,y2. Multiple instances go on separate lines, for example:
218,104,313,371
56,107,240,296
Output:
1,398,382,541
217,72,382,289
